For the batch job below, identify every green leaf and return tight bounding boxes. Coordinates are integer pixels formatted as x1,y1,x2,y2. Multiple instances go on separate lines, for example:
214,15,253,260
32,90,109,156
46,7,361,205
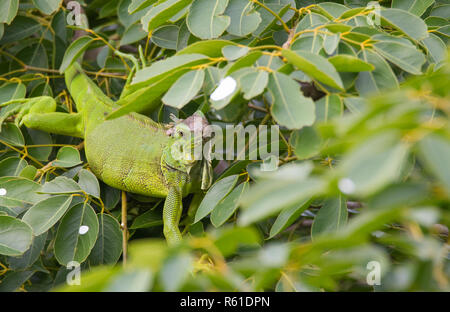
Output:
88,214,123,266
141,0,193,32
324,23,352,34
368,182,429,211
32,0,61,15
0,270,34,291
417,134,450,197
343,97,367,114
430,4,450,19
131,53,208,86
311,196,347,239
214,227,261,257
0,16,41,44
194,174,239,223
239,175,325,226
178,40,236,58
78,169,100,198
291,34,324,54
0,157,27,177
25,129,53,161
151,25,179,49
422,33,447,65
372,35,425,75
0,0,18,24
187,0,230,39
0,178,47,212
129,0,158,14
162,69,205,108
160,253,193,291
211,181,248,227
339,132,409,196
53,146,82,168
290,126,322,160
130,207,162,229
316,2,347,18
105,269,153,291
110,69,193,119
176,22,190,51
282,49,344,90
59,36,95,72
120,23,148,46
323,33,339,55
17,43,48,69
101,184,121,210
391,0,435,16
267,71,315,130
378,8,428,41
226,51,262,75
54,202,99,265
22,195,72,235
240,69,268,100
118,0,147,28
41,176,82,194
0,82,26,104
99,1,119,18
328,55,374,72
435,25,450,38
269,198,310,238
356,49,398,96
0,123,25,146
54,266,120,292
225,0,261,36
0,216,32,256
254,0,294,36
8,232,47,270
19,165,37,180
424,16,447,27
315,94,343,122
296,12,328,32
222,45,249,61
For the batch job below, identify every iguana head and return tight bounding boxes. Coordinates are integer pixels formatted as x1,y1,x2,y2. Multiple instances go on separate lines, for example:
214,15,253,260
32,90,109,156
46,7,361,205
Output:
163,111,213,190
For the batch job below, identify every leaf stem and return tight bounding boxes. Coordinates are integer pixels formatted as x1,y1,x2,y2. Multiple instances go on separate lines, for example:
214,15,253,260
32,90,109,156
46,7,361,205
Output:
251,0,291,33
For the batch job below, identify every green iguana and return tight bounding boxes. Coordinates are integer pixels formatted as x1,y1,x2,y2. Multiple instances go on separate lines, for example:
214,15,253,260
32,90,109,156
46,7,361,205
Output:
1,63,213,245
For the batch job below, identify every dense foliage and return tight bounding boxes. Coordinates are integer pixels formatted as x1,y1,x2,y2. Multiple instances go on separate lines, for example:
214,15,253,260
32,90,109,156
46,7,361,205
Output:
0,0,449,291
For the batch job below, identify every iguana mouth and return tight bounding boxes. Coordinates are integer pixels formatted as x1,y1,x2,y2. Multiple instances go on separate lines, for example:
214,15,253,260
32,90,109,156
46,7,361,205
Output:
162,163,188,174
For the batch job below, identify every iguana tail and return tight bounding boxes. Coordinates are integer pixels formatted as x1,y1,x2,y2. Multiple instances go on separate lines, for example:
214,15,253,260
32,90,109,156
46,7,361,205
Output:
64,63,116,112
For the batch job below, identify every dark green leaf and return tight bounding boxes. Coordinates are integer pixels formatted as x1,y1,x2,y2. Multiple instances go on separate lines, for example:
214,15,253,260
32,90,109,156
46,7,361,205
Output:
194,174,239,223
54,202,99,265
59,36,95,72
0,216,33,256
311,196,348,239
88,214,123,266
22,195,72,235
211,181,248,227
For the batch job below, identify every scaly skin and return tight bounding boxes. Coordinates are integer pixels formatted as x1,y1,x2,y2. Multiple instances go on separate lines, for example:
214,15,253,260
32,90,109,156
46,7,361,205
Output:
3,63,210,245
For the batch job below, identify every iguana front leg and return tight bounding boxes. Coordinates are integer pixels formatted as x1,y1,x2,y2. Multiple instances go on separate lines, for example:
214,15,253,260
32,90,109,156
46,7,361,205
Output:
163,185,183,245
0,96,84,138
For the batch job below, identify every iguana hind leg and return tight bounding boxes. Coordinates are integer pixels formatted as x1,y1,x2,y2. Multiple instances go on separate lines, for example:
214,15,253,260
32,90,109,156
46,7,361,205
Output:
23,112,84,138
